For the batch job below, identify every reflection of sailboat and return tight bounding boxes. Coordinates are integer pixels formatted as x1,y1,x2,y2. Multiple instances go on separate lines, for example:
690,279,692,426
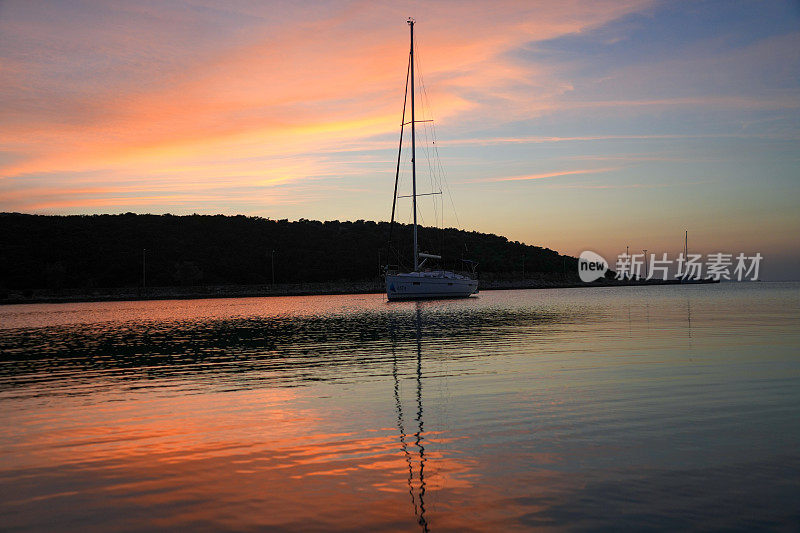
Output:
686,297,692,338
391,305,429,532
385,19,478,301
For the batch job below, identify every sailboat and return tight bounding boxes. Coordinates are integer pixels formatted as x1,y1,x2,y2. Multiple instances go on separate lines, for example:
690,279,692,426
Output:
385,19,479,301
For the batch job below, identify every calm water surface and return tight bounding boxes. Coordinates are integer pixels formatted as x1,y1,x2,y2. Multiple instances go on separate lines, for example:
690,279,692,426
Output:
1,283,798,531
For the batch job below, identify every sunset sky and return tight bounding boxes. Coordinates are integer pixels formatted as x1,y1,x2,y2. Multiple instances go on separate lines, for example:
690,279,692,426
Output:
2,1,798,278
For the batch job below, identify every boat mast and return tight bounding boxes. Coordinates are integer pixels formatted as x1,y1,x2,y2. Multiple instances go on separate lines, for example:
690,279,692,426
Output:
387,54,411,270
409,18,419,271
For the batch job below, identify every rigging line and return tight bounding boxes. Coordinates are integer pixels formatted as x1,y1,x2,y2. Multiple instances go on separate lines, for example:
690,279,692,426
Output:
420,130,438,233
436,146,461,230
426,102,461,230
411,38,436,256
421,126,439,229
413,44,442,237
415,34,461,268
420,130,442,204
415,203,430,255
415,42,448,238
420,110,457,255
387,51,411,267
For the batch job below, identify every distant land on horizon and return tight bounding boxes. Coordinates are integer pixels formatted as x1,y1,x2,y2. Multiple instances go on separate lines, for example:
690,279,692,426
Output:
0,212,582,291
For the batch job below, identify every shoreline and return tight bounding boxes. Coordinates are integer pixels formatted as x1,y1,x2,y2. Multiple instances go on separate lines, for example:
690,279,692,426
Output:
1,278,699,306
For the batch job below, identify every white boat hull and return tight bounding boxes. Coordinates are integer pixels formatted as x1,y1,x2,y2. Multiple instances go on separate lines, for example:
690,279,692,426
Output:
386,272,478,300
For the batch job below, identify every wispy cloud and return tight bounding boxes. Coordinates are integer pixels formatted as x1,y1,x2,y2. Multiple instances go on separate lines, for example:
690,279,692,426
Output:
559,95,800,111
544,182,672,190
0,1,652,187
441,132,800,147
473,167,619,183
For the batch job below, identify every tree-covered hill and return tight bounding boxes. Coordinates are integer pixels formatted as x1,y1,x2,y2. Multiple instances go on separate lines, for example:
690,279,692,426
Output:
0,213,578,289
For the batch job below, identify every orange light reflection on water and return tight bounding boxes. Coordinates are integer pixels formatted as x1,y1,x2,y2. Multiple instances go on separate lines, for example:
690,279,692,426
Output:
1,378,500,531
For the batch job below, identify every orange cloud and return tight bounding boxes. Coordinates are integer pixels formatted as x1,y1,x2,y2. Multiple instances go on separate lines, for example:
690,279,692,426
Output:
0,1,654,213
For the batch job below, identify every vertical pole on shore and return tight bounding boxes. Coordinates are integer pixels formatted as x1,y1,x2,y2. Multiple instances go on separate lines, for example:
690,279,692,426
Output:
142,248,146,290
626,245,629,280
271,250,275,285
643,249,648,281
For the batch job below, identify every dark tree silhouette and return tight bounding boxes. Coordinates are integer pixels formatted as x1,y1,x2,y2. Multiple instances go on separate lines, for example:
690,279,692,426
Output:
0,213,578,290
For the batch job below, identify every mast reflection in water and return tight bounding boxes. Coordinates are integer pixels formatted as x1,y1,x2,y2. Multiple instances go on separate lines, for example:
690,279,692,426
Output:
392,305,429,532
